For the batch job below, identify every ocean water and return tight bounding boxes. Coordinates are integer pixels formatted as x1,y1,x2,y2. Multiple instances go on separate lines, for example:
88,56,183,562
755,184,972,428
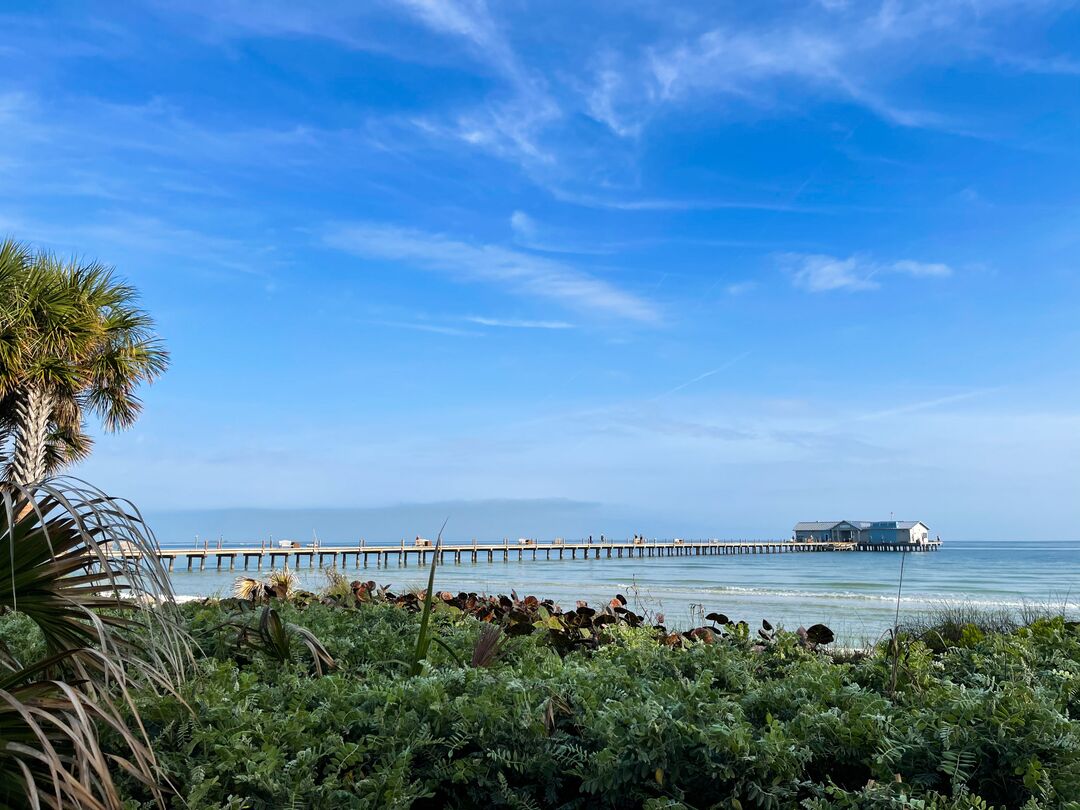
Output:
160,540,1080,645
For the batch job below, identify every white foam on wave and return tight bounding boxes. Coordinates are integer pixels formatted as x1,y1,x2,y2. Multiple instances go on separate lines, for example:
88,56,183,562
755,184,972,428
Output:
611,582,1061,610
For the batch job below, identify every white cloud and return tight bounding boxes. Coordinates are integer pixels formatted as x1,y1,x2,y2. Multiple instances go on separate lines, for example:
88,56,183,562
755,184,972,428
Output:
725,281,757,296
325,222,657,322
388,0,538,100
585,66,645,138
509,210,537,239
466,316,573,329
390,0,564,169
853,389,996,421
892,259,953,277
163,0,564,172
647,28,846,102
0,91,333,175
1,210,275,280
154,2,386,50
783,253,954,292
152,0,1072,178
393,0,492,42
547,187,820,213
392,0,517,77
581,1,1047,139
369,319,480,337
415,80,562,168
505,211,627,256
785,254,879,292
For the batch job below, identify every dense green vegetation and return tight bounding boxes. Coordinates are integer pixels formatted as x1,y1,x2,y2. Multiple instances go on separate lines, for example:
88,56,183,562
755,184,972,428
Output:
81,587,1080,810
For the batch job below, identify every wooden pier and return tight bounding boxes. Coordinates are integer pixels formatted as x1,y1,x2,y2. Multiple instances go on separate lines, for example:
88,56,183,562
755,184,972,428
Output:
856,541,943,552
112,538,941,572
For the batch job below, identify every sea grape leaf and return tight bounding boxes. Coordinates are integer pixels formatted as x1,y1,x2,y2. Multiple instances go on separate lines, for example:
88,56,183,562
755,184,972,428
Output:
806,624,834,645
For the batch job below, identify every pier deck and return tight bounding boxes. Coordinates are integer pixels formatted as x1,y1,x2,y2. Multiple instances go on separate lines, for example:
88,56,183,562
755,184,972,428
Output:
112,538,941,571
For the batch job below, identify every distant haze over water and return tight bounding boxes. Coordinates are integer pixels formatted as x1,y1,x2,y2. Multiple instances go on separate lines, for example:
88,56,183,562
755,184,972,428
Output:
143,499,1032,546
146,499,689,545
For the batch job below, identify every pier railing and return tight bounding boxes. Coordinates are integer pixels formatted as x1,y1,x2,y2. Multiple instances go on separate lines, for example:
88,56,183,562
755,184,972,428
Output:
107,538,941,572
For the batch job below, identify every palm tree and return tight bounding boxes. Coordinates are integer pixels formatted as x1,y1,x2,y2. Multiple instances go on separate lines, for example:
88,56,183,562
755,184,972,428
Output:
0,248,169,484
0,239,34,467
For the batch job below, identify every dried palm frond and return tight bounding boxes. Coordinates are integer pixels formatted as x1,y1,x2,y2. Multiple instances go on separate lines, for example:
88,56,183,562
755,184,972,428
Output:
0,650,163,810
0,476,193,808
322,567,352,603
233,576,263,601
265,567,298,600
0,477,191,683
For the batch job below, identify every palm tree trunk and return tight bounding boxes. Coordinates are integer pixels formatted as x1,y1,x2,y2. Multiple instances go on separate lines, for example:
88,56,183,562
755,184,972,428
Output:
10,385,54,485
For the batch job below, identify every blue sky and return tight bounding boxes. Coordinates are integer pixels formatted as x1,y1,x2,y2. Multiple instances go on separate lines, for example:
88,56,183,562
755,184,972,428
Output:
2,1,1080,540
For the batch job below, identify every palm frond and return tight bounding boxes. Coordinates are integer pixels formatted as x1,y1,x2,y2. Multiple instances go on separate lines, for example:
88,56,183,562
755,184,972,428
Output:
0,477,192,685
221,606,335,676
0,249,170,479
0,650,163,810
265,568,298,600
233,576,263,601
0,477,193,808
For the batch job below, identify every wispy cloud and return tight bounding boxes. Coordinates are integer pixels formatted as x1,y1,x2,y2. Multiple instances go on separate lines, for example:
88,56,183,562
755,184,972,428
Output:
144,0,1075,190
581,2,1050,139
984,49,1080,76
549,187,825,213
648,352,751,402
785,254,880,292
648,27,846,102
506,210,626,255
466,316,574,329
159,0,563,171
852,389,998,422
0,210,275,280
414,93,562,166
0,90,336,180
390,0,564,168
369,319,480,337
392,0,518,78
782,253,953,292
325,222,658,322
891,259,952,278
154,2,403,53
725,281,757,296
509,210,537,240
585,63,646,138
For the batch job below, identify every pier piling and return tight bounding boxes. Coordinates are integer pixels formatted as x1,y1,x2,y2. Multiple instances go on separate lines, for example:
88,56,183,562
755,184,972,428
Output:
117,538,940,571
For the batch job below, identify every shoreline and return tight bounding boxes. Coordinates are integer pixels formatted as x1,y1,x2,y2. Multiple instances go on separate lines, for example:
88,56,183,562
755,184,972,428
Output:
170,581,1077,648
155,538,1079,646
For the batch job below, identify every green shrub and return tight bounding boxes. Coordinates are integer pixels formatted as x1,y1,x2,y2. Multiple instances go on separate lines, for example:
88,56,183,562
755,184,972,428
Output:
114,601,1080,809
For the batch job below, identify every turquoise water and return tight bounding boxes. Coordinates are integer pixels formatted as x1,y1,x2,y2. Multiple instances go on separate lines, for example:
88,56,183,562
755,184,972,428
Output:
161,540,1079,645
